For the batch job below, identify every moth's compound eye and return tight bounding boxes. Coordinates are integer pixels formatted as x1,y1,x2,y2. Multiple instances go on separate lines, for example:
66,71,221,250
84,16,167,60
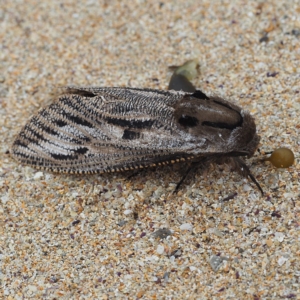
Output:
178,115,199,127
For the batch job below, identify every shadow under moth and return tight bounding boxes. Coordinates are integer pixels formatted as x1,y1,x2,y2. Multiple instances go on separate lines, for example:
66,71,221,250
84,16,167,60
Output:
11,86,263,194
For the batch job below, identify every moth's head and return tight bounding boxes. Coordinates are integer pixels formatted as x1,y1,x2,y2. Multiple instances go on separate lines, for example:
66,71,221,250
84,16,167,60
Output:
229,110,260,157
174,94,259,156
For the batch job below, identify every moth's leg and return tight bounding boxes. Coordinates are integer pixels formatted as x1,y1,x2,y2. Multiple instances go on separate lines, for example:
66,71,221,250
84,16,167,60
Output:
174,164,196,192
174,159,209,192
229,157,264,195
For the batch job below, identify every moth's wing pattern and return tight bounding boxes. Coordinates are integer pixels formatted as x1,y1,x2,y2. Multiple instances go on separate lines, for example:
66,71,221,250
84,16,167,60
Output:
11,87,203,174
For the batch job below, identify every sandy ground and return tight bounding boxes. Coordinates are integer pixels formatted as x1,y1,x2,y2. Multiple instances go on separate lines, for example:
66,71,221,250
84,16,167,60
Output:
0,1,299,299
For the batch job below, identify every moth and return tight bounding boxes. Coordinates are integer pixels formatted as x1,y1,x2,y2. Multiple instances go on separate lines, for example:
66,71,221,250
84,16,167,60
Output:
11,87,263,193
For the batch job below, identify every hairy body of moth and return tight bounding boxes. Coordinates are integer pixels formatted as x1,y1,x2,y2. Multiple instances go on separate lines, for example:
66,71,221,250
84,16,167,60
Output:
12,87,262,192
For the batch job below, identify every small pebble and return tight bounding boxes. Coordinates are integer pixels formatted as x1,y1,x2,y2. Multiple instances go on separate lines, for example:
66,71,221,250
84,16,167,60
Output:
156,245,165,254
153,228,172,239
180,223,193,231
209,255,228,272
33,171,44,180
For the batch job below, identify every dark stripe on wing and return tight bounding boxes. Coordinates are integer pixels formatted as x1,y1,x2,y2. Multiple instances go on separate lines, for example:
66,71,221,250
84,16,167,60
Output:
122,129,140,140
105,117,154,129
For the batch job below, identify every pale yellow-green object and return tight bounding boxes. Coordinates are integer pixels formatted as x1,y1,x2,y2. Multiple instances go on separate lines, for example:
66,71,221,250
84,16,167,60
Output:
266,147,295,168
168,59,199,92
173,59,199,80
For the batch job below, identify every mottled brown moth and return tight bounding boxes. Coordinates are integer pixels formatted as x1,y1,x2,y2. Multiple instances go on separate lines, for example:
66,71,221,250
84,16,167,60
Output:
11,87,263,193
